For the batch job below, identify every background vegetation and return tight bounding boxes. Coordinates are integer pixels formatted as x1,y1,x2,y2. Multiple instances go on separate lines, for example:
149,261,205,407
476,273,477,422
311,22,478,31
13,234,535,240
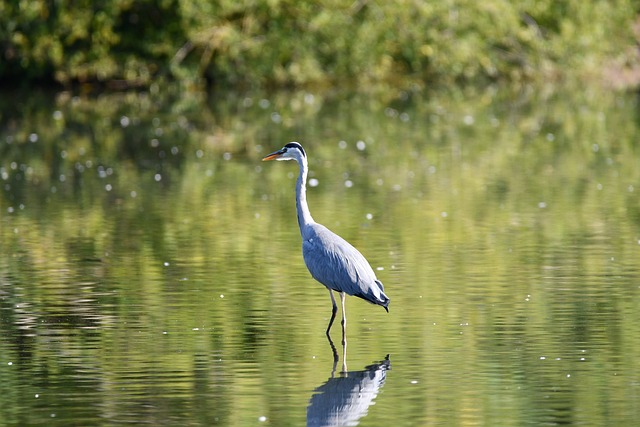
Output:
1,0,639,89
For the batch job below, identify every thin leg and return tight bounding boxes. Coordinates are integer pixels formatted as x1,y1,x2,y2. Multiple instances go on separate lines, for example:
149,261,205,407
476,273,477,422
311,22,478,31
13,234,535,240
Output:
340,292,347,346
340,292,348,372
326,289,338,337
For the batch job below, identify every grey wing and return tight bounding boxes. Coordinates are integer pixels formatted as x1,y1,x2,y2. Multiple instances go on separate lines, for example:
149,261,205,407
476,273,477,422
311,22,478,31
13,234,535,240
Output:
302,225,379,298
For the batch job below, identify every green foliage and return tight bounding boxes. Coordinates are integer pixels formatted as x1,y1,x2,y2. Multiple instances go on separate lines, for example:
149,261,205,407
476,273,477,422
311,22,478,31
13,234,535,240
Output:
0,0,638,88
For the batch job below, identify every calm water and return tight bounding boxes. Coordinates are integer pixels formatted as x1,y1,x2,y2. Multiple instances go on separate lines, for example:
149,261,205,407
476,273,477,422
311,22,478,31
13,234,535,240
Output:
1,84,640,426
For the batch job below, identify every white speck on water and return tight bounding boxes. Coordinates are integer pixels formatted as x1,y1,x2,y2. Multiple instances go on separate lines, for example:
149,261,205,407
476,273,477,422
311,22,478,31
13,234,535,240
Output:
258,99,270,109
196,149,204,158
220,294,224,298
192,328,200,331
546,133,555,141
271,112,282,123
580,357,586,361
410,380,418,384
154,173,162,182
7,362,12,366
441,211,448,218
338,140,347,149
628,185,634,192
597,183,603,190
592,143,599,152
120,116,130,127
53,110,63,120
356,140,366,151
538,202,547,208
163,331,168,335
366,213,373,220
344,180,353,188
35,394,39,398
376,266,384,271
566,374,571,378
50,413,56,418
163,262,170,267
223,152,232,161
105,184,112,192
29,133,38,143
309,178,319,187
130,191,137,198
400,112,410,122
255,213,261,219
540,356,546,360
258,416,267,422
150,138,160,148
376,178,384,186
463,115,474,125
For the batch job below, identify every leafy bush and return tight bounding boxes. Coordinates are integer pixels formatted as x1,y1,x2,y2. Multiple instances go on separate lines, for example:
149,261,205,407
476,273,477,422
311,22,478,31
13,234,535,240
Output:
0,0,638,88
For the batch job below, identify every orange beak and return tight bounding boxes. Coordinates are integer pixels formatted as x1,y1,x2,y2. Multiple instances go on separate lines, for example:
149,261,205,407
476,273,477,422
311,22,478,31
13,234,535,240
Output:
262,149,285,161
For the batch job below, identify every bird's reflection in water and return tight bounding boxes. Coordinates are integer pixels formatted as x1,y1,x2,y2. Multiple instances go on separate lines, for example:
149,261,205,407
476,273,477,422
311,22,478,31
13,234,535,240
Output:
307,345,390,427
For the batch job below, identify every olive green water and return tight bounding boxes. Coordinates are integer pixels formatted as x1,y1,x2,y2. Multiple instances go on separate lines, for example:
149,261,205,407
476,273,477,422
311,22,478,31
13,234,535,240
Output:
1,85,639,426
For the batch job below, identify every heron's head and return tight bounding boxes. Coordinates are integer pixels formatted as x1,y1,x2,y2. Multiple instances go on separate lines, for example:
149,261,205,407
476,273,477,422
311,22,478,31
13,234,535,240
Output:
262,142,306,163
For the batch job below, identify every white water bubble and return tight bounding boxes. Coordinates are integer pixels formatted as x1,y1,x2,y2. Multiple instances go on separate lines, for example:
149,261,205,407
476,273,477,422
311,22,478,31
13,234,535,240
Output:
309,178,319,187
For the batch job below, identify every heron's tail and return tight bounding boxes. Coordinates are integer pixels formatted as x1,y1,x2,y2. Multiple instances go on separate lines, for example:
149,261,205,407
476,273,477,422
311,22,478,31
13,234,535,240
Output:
357,280,390,312
376,280,390,312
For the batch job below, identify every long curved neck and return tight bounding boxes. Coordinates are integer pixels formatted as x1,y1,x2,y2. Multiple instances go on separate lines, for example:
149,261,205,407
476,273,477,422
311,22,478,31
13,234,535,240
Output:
295,156,315,234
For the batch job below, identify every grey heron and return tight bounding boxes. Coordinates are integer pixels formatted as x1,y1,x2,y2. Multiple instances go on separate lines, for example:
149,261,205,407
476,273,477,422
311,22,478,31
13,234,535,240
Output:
262,142,390,345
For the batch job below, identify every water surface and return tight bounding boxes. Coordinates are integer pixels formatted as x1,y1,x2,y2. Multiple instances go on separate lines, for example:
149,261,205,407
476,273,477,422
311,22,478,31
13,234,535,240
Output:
1,85,639,426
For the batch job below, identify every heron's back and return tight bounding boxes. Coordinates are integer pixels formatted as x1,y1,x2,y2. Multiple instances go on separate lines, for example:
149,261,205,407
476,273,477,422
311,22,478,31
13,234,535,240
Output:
301,223,389,308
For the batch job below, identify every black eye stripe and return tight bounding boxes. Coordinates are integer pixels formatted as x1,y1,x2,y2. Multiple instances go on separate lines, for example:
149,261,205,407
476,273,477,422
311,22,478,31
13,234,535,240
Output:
283,142,306,158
